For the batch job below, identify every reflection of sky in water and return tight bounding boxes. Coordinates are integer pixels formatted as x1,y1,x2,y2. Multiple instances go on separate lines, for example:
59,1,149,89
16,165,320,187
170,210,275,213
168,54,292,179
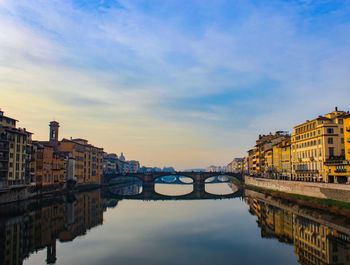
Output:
205,183,236,195
155,183,193,196
24,184,299,265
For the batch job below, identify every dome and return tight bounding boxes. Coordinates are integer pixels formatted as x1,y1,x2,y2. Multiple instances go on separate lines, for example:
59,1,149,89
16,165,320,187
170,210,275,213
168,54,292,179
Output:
119,152,125,161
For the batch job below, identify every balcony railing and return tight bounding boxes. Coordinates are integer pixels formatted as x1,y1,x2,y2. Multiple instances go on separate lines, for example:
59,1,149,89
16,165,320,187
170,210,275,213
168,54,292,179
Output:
295,169,319,174
335,169,347,173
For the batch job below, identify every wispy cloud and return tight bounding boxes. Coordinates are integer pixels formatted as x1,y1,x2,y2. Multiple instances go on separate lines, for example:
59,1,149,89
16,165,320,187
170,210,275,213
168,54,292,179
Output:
1,0,350,168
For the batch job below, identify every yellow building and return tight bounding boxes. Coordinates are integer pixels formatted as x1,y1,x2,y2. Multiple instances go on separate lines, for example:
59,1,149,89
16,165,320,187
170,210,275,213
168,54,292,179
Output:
271,139,292,179
250,131,290,177
58,138,104,185
264,148,274,177
325,114,350,183
291,108,347,182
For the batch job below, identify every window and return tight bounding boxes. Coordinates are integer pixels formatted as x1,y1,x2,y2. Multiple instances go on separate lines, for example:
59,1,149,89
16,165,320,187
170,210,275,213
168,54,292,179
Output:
327,128,334,134
328,138,333,144
329,147,335,157
341,138,344,144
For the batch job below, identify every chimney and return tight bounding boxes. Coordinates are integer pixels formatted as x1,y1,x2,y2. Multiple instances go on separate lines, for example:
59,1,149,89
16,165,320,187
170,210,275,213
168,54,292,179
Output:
335,106,338,112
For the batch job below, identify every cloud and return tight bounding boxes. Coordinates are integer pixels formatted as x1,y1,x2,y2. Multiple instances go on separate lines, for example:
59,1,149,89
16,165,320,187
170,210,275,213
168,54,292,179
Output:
1,0,350,168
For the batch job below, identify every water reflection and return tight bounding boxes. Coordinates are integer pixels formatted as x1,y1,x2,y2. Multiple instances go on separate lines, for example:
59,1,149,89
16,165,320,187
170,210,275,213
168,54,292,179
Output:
109,177,143,196
1,182,350,265
245,189,350,265
0,190,104,265
205,183,237,195
155,183,194,196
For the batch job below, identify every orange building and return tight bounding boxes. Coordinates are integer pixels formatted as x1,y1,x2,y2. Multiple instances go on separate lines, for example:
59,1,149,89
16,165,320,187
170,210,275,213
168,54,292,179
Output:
58,138,104,185
31,141,65,187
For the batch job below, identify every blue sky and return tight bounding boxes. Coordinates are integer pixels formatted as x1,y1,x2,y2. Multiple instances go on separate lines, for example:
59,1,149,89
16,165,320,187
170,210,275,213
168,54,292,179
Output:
1,0,350,169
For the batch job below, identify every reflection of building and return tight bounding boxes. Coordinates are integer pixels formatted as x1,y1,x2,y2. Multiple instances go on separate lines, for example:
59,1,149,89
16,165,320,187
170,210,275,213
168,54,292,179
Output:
246,190,350,265
0,190,104,265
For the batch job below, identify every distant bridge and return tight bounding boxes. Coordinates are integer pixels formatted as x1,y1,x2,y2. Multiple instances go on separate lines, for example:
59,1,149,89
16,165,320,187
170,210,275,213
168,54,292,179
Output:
113,171,243,182
106,172,243,201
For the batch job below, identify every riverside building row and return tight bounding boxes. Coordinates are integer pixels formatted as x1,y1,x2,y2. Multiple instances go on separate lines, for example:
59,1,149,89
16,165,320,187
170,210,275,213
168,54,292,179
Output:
246,108,350,184
0,109,104,190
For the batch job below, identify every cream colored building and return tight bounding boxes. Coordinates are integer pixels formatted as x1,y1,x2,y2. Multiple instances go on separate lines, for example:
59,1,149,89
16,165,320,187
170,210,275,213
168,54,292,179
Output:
291,108,347,182
325,114,350,183
0,110,32,189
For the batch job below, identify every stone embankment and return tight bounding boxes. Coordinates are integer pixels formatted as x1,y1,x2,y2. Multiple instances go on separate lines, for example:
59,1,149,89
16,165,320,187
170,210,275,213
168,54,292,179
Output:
245,176,350,202
0,183,102,204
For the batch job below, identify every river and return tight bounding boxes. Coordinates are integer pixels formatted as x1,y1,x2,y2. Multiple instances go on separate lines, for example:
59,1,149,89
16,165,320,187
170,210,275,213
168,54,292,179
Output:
1,177,349,265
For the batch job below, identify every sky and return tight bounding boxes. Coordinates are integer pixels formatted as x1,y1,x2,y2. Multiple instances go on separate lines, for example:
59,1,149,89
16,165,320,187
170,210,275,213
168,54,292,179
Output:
1,0,350,170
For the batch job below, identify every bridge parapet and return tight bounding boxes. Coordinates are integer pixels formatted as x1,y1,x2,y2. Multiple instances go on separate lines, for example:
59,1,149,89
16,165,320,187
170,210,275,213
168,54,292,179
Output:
114,171,243,182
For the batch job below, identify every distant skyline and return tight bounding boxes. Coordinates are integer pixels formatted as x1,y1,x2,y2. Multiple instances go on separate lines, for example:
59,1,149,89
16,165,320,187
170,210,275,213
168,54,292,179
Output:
1,0,350,170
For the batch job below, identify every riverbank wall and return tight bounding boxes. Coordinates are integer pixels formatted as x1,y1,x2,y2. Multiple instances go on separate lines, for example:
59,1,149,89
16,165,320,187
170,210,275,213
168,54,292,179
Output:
0,183,103,205
245,176,350,202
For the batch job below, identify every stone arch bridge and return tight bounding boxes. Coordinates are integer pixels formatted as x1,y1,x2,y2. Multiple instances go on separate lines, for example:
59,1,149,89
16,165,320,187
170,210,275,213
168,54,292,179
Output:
107,172,243,201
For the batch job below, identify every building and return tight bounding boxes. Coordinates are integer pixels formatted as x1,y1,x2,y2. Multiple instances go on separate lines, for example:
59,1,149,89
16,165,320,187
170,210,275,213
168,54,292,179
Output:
0,109,32,189
270,138,292,179
325,114,350,183
127,160,140,173
250,131,290,177
30,141,65,187
103,153,119,175
206,165,225,172
58,138,104,185
226,158,244,173
247,148,258,175
291,108,347,182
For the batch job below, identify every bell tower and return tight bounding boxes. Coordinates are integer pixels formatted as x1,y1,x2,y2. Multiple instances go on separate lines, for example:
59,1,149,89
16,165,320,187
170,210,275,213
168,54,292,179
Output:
49,121,60,147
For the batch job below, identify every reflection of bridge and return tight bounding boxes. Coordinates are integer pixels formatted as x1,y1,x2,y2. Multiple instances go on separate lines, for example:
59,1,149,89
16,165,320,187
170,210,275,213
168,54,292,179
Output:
106,172,243,200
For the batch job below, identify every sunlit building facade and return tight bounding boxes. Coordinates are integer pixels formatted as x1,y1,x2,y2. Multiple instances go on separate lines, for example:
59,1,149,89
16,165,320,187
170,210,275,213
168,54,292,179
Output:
0,110,32,189
325,114,350,183
291,108,347,182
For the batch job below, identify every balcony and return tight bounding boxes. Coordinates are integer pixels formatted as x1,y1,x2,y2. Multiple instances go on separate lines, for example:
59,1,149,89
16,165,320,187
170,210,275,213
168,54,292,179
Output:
335,168,347,173
325,156,346,165
295,169,319,174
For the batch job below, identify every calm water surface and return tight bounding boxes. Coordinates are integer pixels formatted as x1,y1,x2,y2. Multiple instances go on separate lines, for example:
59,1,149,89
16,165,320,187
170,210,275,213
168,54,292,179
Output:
1,178,350,265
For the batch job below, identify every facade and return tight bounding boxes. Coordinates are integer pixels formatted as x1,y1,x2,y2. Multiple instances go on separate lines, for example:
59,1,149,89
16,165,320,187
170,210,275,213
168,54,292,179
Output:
325,114,350,183
58,138,104,185
128,160,140,173
247,148,258,175
226,158,244,173
0,110,32,189
103,153,119,174
271,138,292,179
291,108,347,182
30,141,65,187
206,165,225,172
248,131,290,177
